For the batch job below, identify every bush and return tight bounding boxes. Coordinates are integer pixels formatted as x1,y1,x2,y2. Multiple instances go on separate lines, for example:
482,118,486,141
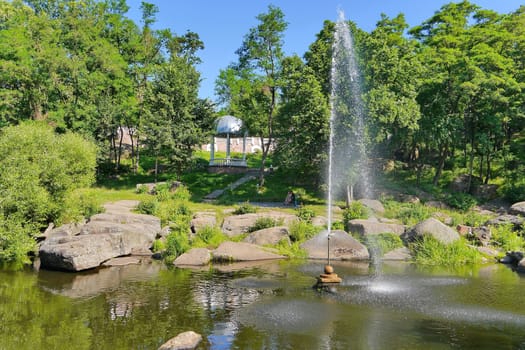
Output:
500,180,525,203
444,192,477,211
165,230,190,262
296,206,315,223
151,239,166,253
0,214,36,266
344,201,369,221
364,233,404,256
409,235,482,266
136,184,149,194
491,224,524,252
137,198,159,215
233,202,257,215
172,185,191,201
288,221,319,242
248,217,280,232
193,226,227,248
395,203,433,226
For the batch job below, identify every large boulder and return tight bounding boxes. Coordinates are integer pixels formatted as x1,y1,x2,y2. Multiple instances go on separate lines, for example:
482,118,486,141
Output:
243,226,290,246
39,233,131,271
39,201,161,271
158,331,202,350
300,230,369,261
221,211,297,237
509,202,525,216
402,218,460,244
485,215,524,230
212,241,285,262
190,211,217,234
359,199,385,215
174,248,211,266
347,219,405,236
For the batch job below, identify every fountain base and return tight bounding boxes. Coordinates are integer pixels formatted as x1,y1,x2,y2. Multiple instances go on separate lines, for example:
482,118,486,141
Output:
316,265,342,284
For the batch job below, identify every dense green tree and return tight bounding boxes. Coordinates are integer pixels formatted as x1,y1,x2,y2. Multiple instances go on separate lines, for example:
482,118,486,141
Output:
216,5,288,186
0,122,97,265
362,14,422,159
274,55,330,181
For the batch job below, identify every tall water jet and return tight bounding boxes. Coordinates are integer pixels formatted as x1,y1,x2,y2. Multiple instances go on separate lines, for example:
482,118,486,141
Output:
320,10,372,283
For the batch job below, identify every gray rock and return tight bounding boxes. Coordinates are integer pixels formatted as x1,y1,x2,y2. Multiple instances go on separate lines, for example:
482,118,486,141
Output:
243,226,290,246
517,258,525,273
382,247,412,261
39,233,130,271
311,216,328,227
39,200,161,271
359,199,385,214
174,248,211,266
509,202,525,216
403,218,460,244
190,211,217,233
158,331,202,350
425,201,450,209
347,219,405,236
221,211,297,237
300,230,369,261
212,242,285,262
485,215,524,229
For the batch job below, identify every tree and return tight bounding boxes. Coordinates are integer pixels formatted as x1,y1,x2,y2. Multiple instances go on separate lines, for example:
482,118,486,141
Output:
216,5,287,186
0,122,97,265
274,55,330,183
362,14,422,161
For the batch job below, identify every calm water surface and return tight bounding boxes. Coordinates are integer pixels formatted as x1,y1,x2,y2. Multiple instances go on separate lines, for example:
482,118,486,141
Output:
1,260,524,349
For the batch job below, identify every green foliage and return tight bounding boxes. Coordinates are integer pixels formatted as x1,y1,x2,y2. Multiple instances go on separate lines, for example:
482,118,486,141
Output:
274,240,307,259
136,184,149,194
295,206,315,223
491,224,524,252
344,201,369,221
0,122,97,265
444,192,477,211
233,202,257,215
409,236,483,266
171,185,192,201
500,178,525,203
59,189,104,224
248,217,280,233
152,239,166,253
364,233,404,256
192,226,227,248
384,201,434,226
0,214,35,266
137,198,159,215
165,231,189,263
288,221,320,243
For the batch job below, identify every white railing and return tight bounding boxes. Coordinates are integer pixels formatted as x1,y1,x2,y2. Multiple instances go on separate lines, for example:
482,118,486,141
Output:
209,158,247,167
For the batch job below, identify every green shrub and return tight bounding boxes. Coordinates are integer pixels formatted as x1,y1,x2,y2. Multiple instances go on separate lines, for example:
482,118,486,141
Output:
409,235,482,266
275,240,307,258
155,188,171,202
332,221,345,230
296,206,315,223
500,177,525,203
364,233,404,256
0,214,36,267
344,201,369,221
444,192,477,211
151,239,166,253
233,202,257,215
165,231,190,262
396,203,433,226
491,224,524,252
289,221,320,242
172,185,191,201
137,198,159,215
136,184,149,194
193,226,227,248
248,217,280,232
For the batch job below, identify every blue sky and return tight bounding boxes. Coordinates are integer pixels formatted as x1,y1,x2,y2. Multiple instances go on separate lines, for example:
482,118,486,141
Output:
125,0,524,101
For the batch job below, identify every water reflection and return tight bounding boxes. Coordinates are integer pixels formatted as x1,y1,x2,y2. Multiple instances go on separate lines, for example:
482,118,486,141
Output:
1,260,525,349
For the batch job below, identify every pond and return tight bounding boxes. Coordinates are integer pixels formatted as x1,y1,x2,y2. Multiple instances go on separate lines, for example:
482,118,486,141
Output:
1,260,524,349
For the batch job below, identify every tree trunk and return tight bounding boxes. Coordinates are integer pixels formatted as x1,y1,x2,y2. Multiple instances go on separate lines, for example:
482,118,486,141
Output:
345,184,353,208
432,146,447,186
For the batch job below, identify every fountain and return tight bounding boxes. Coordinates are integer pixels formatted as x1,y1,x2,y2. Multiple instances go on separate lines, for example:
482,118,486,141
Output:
317,10,371,285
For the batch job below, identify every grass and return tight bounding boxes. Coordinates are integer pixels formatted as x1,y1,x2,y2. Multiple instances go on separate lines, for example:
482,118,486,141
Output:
409,236,483,266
